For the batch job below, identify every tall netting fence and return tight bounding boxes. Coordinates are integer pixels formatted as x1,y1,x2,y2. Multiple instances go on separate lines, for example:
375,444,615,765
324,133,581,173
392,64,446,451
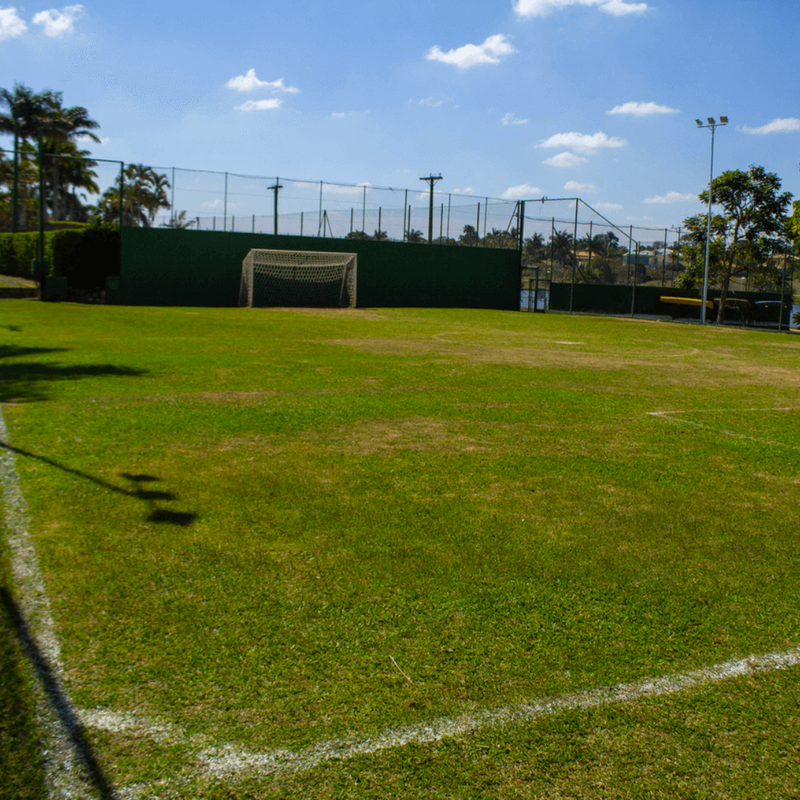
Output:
1,150,794,304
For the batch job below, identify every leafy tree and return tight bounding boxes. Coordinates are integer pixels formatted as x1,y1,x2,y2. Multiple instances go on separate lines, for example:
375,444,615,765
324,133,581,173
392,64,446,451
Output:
161,210,195,229
681,166,792,322
0,83,101,226
522,232,546,266
406,228,425,243
458,224,479,246
372,228,388,241
99,164,171,227
345,230,371,240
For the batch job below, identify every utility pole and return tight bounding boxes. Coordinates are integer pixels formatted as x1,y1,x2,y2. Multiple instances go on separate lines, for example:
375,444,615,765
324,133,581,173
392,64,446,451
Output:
419,174,443,243
268,180,283,236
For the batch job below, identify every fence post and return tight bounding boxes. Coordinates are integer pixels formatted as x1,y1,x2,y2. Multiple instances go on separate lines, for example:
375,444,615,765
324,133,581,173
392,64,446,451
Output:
119,161,124,229
171,166,175,223
447,194,451,240
476,203,480,246
362,184,366,233
570,199,578,313
224,172,228,232
630,240,639,317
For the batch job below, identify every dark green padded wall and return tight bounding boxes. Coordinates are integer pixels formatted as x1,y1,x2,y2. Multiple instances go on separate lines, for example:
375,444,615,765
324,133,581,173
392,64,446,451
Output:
120,228,521,309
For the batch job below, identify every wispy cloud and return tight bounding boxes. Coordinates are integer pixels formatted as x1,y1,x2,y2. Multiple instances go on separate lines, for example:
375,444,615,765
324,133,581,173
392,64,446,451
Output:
235,99,283,112
643,191,696,204
741,118,800,135
537,131,626,153
501,184,543,199
226,69,300,94
564,180,596,192
453,186,475,195
419,97,443,108
595,202,623,211
543,152,587,167
32,4,84,37
0,7,27,39
501,112,528,126
76,134,110,145
608,101,678,116
425,34,516,69
514,0,648,18
324,182,373,196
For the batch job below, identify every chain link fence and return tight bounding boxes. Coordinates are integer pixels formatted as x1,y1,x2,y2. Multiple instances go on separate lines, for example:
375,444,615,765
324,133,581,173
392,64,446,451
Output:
1,149,794,300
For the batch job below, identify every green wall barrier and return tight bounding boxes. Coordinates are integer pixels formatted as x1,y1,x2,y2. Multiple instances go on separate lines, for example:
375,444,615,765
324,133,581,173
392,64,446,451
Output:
120,228,521,309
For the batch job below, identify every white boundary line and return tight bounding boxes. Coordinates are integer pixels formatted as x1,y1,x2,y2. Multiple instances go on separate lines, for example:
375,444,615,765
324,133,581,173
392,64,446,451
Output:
0,407,101,799
647,407,800,451
82,644,800,795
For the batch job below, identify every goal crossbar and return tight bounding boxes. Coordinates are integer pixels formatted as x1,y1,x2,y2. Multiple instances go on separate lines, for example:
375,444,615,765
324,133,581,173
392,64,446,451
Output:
239,249,357,309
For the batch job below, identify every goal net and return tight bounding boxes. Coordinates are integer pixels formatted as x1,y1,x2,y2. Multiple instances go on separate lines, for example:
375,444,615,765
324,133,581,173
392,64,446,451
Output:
239,249,357,308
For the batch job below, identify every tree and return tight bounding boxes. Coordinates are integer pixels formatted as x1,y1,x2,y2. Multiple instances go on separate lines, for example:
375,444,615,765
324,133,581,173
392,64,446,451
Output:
458,224,479,246
99,164,171,227
161,210,195,229
406,228,425,243
683,166,793,322
0,83,101,227
522,232,546,266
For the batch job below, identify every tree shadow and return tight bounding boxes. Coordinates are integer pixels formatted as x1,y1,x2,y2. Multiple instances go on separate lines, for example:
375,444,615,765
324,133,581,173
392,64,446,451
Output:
0,345,148,403
1,445,197,527
0,587,116,799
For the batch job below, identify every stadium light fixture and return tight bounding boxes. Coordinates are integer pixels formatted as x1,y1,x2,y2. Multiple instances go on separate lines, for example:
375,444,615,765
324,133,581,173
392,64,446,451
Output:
695,116,728,324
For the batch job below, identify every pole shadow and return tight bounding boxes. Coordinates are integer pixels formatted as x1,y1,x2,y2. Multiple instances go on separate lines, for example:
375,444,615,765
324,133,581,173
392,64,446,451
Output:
0,587,116,799
1,445,197,527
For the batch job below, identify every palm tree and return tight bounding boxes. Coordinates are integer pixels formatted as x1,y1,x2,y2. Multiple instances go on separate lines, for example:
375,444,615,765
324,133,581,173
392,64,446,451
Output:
0,83,101,226
99,164,171,227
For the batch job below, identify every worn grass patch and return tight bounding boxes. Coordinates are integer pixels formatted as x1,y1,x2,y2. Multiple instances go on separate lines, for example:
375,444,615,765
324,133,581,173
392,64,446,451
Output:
1,302,800,797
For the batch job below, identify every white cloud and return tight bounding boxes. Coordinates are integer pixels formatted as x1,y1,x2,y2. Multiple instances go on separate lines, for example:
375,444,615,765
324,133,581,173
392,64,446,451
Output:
331,112,347,118
453,186,475,195
419,97,443,108
235,99,283,112
543,152,587,167
537,131,626,153
226,69,300,94
32,4,84,37
501,112,528,126
0,7,27,39
643,191,697,204
608,101,679,116
514,0,647,17
425,34,516,69
595,202,623,211
741,118,800,135
76,134,110,145
324,182,372,195
564,180,596,192
501,184,543,199
544,152,587,168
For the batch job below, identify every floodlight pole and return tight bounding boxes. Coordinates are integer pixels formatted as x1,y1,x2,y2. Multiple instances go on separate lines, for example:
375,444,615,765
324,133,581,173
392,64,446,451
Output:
269,180,283,235
420,174,442,243
696,116,728,324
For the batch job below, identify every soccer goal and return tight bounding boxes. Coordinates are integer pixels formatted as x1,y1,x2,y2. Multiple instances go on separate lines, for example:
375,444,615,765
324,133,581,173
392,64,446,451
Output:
238,249,357,308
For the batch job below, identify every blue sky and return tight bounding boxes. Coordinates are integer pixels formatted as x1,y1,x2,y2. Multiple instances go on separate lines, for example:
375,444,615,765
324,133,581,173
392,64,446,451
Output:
2,0,799,234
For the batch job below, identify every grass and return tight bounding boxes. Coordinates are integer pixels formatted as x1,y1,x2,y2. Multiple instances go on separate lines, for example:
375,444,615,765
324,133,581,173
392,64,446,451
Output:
0,274,37,289
1,301,800,797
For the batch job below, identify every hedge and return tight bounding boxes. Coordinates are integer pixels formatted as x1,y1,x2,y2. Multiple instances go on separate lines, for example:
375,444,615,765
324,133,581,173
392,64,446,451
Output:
0,226,120,288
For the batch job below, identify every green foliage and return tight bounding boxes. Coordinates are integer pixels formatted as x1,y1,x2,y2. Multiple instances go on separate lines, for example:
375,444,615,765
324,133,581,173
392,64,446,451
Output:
0,224,119,286
681,166,793,321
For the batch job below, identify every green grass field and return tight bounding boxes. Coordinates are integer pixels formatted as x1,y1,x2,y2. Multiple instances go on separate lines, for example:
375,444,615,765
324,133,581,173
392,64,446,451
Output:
2,301,800,798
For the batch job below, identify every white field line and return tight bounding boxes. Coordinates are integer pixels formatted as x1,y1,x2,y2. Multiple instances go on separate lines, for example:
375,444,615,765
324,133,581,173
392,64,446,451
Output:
647,407,800,450
83,645,800,793
0,407,100,799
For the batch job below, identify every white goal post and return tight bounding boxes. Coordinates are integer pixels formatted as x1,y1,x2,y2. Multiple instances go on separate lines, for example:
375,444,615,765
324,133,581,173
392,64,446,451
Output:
238,249,357,308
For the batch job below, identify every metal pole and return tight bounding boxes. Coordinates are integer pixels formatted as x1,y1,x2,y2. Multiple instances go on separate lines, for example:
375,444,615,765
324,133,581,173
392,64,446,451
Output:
37,134,45,300
378,207,382,238
662,228,668,286
252,214,255,234
224,172,228,232
701,126,716,325
11,118,19,233
119,162,124,229
587,220,593,275
350,208,354,234
403,189,408,241
483,198,488,238
301,211,304,237
570,199,578,309
476,203,480,246
362,183,366,232
631,240,639,317
439,203,443,241
518,200,526,312
268,179,282,236
171,166,175,223
419,174,442,243
319,181,323,236
447,193,451,240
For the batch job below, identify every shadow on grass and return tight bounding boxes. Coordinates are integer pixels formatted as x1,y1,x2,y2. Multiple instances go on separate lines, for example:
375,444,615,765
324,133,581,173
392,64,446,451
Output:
0,575,48,799
1,445,198,528
0,587,115,799
0,345,148,403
